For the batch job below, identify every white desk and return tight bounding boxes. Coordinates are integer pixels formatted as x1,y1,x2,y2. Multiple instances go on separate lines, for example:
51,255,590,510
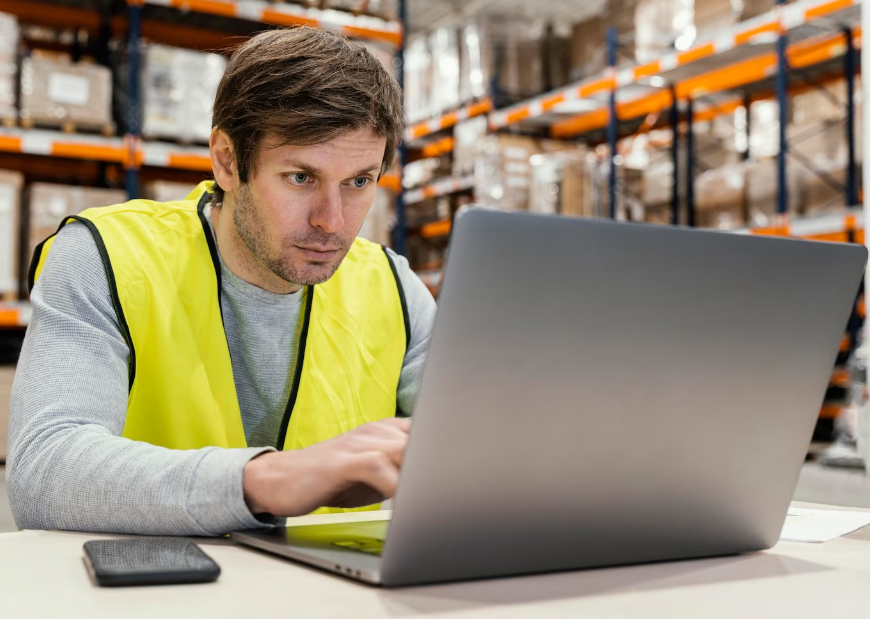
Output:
2,503,870,618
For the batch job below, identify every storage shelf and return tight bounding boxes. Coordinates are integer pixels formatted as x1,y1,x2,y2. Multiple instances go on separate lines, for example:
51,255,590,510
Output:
139,0,402,46
404,174,473,205
0,128,402,190
406,99,492,143
0,301,31,328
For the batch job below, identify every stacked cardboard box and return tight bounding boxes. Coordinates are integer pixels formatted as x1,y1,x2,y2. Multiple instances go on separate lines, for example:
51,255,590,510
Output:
19,54,113,131
473,135,542,212
143,181,196,204
570,0,638,80
28,184,127,262
453,116,489,176
357,187,394,247
0,171,23,298
142,45,226,143
404,35,431,124
695,163,746,229
0,13,17,125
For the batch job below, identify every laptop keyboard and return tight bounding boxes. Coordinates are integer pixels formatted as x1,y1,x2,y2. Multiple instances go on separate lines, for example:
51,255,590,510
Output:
331,537,385,556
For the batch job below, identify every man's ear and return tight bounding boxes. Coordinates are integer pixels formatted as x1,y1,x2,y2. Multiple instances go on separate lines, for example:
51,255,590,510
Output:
210,128,239,192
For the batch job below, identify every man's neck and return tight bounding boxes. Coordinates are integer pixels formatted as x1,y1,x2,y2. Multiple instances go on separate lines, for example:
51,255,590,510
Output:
210,198,301,295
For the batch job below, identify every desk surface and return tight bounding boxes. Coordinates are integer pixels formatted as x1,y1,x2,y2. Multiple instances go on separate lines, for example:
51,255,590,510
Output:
3,503,870,618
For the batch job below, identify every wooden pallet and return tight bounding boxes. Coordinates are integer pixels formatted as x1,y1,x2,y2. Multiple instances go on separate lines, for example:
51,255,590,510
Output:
18,117,116,137
0,117,16,129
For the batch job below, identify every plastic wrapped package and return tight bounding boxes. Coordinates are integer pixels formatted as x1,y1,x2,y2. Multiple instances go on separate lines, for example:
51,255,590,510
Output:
695,163,746,229
748,100,787,159
529,149,595,217
357,187,393,247
635,0,695,64
143,181,196,203
404,35,431,123
693,0,739,41
403,156,450,189
459,21,487,104
28,184,127,262
429,27,461,118
0,13,17,123
453,115,489,176
473,134,539,211
19,54,113,131
802,163,850,214
142,45,226,143
0,170,23,297
473,135,575,212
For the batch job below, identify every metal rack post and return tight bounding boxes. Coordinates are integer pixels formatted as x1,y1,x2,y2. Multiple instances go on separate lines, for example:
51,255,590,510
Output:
607,26,618,219
391,0,408,256
775,0,789,216
125,1,142,201
670,86,679,225
686,97,695,227
844,26,858,207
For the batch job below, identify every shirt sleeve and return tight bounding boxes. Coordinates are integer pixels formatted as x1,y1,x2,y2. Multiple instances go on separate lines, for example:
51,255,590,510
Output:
6,222,273,536
386,248,437,415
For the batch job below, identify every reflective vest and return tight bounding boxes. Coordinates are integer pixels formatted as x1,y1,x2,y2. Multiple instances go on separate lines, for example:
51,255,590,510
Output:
30,181,409,513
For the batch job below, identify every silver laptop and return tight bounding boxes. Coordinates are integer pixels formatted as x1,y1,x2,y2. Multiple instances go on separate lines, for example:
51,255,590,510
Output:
232,209,867,587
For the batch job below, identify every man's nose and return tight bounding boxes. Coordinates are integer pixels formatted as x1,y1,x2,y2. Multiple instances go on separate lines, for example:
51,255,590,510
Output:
310,186,344,234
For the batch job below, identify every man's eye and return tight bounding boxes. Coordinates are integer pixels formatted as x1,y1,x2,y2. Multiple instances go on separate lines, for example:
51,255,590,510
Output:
291,173,309,184
353,177,369,188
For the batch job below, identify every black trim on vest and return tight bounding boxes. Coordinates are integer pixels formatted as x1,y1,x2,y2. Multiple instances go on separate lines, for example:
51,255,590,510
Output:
381,246,411,353
29,216,137,391
381,246,411,418
196,190,224,314
277,285,314,451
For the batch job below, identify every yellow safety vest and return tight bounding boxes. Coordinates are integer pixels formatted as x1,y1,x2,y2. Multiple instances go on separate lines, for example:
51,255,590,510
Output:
30,181,409,514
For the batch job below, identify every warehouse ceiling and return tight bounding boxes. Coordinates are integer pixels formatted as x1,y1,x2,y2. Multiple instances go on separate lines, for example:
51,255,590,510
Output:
406,0,608,34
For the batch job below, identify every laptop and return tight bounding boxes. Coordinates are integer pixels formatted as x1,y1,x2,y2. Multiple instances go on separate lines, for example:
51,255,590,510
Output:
232,208,867,587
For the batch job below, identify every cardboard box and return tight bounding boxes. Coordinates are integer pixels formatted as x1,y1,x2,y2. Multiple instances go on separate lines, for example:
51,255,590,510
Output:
745,157,802,225
0,13,17,123
28,184,127,262
529,149,594,217
453,115,489,176
570,0,637,81
143,181,196,204
19,54,112,130
142,45,225,143
802,163,851,214
695,162,746,229
0,171,23,297
474,134,575,212
357,187,393,247
405,34,431,123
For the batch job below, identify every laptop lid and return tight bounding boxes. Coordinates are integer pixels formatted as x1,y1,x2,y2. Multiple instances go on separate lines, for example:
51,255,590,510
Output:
378,209,866,586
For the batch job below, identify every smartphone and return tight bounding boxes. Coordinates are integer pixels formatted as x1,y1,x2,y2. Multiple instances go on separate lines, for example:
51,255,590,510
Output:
83,538,221,587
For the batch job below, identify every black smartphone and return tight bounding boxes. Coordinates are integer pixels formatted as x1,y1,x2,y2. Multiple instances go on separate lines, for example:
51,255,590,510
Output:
83,538,221,587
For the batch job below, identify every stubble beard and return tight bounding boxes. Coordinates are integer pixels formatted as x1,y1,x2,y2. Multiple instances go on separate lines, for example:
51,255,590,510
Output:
232,183,351,287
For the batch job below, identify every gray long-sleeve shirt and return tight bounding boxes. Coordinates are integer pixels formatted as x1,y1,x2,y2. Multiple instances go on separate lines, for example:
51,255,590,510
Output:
7,205,436,535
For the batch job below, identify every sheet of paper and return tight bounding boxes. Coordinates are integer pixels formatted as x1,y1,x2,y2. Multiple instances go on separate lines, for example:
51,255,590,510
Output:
780,507,870,543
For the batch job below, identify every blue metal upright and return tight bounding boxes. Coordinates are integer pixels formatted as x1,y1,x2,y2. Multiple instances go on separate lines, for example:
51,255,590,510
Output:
125,1,142,201
844,26,858,207
606,26,618,219
775,0,789,216
391,0,408,256
670,86,679,225
686,97,696,227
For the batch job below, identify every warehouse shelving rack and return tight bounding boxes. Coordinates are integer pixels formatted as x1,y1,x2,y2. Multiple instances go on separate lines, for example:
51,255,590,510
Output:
401,0,865,251
0,0,407,327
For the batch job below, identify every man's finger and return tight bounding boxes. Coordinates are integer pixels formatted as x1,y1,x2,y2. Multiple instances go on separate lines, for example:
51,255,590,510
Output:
345,452,400,499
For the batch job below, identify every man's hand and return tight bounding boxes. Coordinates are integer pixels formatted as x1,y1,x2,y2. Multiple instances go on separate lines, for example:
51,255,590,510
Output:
242,417,411,517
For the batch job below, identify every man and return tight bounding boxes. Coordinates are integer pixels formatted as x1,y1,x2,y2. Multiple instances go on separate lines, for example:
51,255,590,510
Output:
7,28,436,535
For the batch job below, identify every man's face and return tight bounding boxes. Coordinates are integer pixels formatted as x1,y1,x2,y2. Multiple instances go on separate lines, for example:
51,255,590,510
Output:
232,127,386,286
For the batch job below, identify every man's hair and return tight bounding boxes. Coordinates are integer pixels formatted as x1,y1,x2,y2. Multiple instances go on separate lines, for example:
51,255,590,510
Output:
212,27,403,199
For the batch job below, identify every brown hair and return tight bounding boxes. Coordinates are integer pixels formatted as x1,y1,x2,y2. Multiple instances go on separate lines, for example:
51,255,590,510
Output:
211,27,403,200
